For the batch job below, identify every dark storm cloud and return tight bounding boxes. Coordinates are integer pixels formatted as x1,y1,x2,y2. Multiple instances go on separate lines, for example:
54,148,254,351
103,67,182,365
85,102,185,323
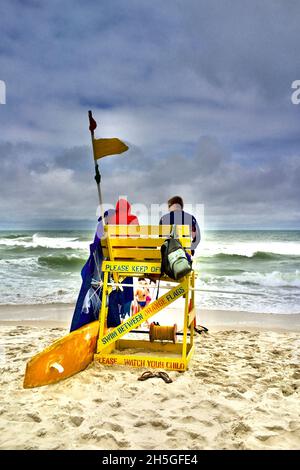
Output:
1,136,299,229
0,0,300,228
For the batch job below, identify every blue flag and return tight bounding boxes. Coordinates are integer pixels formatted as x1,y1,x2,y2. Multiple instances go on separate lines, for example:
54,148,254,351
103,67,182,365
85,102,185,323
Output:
70,219,104,332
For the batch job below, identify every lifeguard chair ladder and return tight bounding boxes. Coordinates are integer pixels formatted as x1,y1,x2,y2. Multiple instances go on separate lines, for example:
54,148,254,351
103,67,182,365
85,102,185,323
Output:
94,225,196,371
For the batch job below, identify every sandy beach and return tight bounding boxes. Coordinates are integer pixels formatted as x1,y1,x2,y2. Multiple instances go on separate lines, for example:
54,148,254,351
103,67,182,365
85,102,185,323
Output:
0,304,299,450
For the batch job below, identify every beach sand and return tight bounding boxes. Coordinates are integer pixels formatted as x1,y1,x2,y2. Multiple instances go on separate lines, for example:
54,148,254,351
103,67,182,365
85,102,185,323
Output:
0,304,299,450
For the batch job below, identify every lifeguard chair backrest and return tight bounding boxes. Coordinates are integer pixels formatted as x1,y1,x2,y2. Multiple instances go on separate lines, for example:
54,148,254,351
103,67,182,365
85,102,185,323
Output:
101,225,191,262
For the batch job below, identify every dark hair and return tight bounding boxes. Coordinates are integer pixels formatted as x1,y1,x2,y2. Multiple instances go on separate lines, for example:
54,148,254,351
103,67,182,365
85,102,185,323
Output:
168,196,183,209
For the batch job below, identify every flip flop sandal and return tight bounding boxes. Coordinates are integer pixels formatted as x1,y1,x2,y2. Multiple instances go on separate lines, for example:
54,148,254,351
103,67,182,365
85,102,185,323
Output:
155,371,173,383
137,370,157,381
195,325,209,334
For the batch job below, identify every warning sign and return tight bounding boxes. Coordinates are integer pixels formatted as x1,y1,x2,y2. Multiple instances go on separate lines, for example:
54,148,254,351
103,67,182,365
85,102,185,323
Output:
97,278,188,351
96,353,187,371
102,260,161,275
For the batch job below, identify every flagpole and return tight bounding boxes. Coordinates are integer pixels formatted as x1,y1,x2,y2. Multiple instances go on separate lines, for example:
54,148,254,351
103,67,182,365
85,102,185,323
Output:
88,110,104,220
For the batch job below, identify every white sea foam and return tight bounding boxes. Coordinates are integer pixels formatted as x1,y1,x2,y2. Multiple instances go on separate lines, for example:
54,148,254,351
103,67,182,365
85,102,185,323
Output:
1,233,300,257
0,230,299,315
199,240,300,257
0,233,89,250
198,270,300,289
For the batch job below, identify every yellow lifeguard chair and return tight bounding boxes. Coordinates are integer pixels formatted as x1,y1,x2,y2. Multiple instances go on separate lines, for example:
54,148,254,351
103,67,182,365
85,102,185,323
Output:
94,225,196,371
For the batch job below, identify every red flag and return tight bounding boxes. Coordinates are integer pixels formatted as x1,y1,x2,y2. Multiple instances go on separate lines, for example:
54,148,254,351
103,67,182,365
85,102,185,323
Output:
88,110,97,133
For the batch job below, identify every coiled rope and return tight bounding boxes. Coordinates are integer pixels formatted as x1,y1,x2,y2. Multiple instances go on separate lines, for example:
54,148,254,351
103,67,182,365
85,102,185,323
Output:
149,323,177,343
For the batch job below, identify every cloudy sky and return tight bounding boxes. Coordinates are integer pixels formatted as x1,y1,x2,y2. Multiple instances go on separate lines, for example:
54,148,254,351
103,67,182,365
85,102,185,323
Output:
0,0,299,230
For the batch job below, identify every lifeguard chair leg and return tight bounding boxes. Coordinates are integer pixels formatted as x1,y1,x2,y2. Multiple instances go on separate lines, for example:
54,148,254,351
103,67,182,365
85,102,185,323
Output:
182,273,190,364
190,271,195,347
98,270,109,344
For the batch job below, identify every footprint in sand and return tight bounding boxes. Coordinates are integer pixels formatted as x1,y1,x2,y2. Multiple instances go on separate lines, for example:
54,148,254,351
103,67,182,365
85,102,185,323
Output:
81,430,129,448
105,423,125,433
102,373,116,383
27,412,42,423
289,420,299,431
165,437,179,447
291,371,300,379
180,415,196,424
281,386,295,396
70,416,84,427
186,430,204,440
225,391,245,400
232,440,247,450
133,418,169,430
150,419,170,430
199,419,214,427
265,424,285,431
166,428,177,437
133,420,147,428
160,395,169,403
36,428,47,437
254,406,267,413
93,398,103,404
231,421,252,437
255,433,276,442
108,399,121,408
194,370,209,378
124,385,139,394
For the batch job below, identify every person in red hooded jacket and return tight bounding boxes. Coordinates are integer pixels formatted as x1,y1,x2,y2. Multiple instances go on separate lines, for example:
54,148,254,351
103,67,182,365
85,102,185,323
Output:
107,198,139,225
107,198,139,320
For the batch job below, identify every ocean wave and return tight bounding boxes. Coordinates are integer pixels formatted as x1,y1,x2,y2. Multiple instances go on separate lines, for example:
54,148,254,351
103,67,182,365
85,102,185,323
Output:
0,256,41,270
0,233,89,250
0,233,32,239
0,289,77,307
2,234,300,259
199,240,300,258
38,254,86,269
198,270,300,289
198,251,297,262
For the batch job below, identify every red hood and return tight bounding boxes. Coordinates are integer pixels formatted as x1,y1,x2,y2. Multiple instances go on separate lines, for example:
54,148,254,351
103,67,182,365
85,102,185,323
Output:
109,198,139,225
116,198,131,214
